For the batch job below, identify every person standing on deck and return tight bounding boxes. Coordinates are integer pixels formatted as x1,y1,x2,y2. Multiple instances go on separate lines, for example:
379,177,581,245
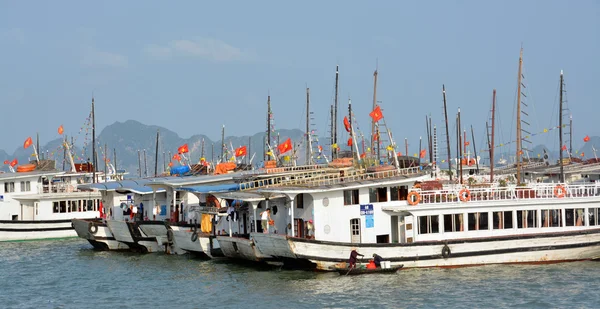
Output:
260,208,271,233
348,249,364,269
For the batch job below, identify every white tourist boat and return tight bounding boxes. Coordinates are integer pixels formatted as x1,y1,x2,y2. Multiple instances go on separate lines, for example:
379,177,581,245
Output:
72,218,130,250
0,169,108,242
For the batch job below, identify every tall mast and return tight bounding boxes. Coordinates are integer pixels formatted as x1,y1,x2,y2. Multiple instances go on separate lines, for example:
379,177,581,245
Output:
470,125,479,173
516,48,523,185
114,148,117,179
569,115,573,158
333,65,339,159
221,125,225,162
490,89,496,182
137,150,141,178
104,143,108,182
559,70,565,182
92,96,96,183
442,85,453,181
348,99,353,159
458,109,463,184
266,95,271,161
200,138,205,160
306,87,312,164
330,105,334,161
371,68,378,158
154,129,159,177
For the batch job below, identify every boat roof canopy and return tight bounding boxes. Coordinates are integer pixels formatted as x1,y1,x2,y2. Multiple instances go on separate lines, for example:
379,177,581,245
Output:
179,183,241,194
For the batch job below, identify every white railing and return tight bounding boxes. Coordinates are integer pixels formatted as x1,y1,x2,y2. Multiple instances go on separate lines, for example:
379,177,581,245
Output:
241,163,330,176
38,183,77,194
411,183,600,205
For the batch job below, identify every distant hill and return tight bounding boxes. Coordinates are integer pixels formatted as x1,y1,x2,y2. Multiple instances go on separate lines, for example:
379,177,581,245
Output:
0,120,304,175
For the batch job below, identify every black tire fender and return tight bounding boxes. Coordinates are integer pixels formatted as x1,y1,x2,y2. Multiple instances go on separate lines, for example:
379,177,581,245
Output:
88,223,98,234
442,244,451,259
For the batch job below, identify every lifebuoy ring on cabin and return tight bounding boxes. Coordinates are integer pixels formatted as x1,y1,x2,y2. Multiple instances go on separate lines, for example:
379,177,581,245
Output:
459,188,471,202
441,244,451,258
191,231,198,242
88,223,98,234
554,185,567,198
407,191,421,206
468,158,476,166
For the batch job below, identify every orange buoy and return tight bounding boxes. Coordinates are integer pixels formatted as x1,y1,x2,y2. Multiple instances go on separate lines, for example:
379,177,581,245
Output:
16,164,35,172
407,191,421,206
554,185,567,198
459,188,471,202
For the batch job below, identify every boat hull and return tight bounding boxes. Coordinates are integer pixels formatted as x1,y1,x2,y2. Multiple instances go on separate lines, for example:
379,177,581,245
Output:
0,219,77,242
106,220,163,253
335,265,403,276
217,236,272,262
168,225,213,258
252,229,600,270
72,219,129,251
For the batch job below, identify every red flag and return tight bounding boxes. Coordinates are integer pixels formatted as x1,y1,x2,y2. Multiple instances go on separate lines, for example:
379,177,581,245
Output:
584,135,590,142
397,152,403,157
373,133,378,141
3,160,8,165
360,153,366,159
58,125,64,135
343,116,351,132
278,138,292,154
464,141,470,146
518,150,524,155
10,158,18,167
420,149,426,158
178,144,189,154
23,137,33,149
369,106,383,122
235,146,247,157
168,162,174,167
172,154,181,161
581,152,585,157
318,145,323,152
347,138,353,146
561,145,567,151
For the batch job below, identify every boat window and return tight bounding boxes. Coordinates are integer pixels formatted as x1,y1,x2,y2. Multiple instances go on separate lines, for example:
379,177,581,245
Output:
588,208,599,226
4,182,14,193
20,181,25,192
418,215,439,234
87,200,94,211
369,187,388,203
565,209,584,227
70,201,77,212
493,211,513,229
390,186,408,201
25,181,30,191
53,202,59,213
468,212,489,231
517,210,538,228
443,214,463,232
541,209,562,227
343,189,359,206
295,194,304,209
59,201,67,213
350,218,361,243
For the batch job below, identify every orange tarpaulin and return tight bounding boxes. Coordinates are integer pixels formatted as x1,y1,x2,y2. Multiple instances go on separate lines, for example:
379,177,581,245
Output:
214,162,236,175
201,214,212,233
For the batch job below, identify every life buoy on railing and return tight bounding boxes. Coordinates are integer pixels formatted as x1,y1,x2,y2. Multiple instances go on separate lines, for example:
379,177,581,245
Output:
191,231,198,242
459,188,471,202
407,191,421,206
468,158,476,166
554,185,567,198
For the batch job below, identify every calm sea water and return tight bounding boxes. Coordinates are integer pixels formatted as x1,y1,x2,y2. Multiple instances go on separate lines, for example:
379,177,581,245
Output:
1,238,600,309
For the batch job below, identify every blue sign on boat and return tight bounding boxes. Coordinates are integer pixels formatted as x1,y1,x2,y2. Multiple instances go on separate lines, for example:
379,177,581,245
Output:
365,214,374,228
360,204,374,216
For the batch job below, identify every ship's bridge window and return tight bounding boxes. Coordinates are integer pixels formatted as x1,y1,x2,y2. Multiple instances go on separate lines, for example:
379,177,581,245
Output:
390,186,408,201
369,187,388,203
59,201,67,213
343,189,359,206
588,208,599,226
541,209,562,227
565,208,584,226
443,214,463,232
517,210,538,228
493,211,513,229
418,215,439,234
468,212,489,231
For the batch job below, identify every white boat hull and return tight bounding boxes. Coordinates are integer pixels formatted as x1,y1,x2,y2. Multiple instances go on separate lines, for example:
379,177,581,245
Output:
217,236,272,262
252,229,600,270
0,219,77,242
72,219,129,251
106,220,163,253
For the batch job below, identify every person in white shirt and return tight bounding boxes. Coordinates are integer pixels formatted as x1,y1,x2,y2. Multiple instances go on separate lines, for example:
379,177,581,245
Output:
260,208,271,233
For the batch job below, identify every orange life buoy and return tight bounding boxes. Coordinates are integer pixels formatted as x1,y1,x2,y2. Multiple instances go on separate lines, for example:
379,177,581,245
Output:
468,158,476,166
459,188,471,202
554,185,567,198
407,191,421,206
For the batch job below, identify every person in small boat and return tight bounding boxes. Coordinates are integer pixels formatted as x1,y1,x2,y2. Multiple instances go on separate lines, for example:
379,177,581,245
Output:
348,249,364,269
372,253,383,268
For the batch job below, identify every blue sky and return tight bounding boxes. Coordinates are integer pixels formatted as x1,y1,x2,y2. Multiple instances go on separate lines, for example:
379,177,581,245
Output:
1,1,598,157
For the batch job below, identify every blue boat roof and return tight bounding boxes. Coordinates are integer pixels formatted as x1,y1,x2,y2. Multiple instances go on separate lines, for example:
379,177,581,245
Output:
179,183,241,194
78,178,167,194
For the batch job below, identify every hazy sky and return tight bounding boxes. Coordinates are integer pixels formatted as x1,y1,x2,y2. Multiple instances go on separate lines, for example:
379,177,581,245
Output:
1,1,598,157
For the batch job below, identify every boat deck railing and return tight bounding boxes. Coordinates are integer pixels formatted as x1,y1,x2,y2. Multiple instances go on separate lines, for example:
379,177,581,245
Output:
240,164,330,176
39,183,78,194
411,183,600,205
238,165,424,190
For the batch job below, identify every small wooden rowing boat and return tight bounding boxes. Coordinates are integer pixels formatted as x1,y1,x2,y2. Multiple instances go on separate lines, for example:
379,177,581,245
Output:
334,265,403,276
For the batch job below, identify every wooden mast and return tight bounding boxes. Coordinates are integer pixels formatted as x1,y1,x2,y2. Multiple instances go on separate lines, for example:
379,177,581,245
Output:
559,70,565,182
470,125,480,173
306,87,312,164
92,96,96,183
333,65,339,160
154,129,159,177
516,48,523,185
265,95,271,161
490,89,496,182
442,85,453,181
371,68,379,159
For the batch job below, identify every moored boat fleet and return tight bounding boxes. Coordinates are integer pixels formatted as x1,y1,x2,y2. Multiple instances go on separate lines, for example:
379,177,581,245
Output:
4,49,600,273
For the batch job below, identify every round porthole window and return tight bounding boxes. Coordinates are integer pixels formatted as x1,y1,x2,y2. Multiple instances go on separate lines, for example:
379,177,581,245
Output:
322,197,329,207
324,224,331,234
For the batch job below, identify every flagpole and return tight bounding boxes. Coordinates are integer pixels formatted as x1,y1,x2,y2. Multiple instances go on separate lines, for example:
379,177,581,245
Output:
32,144,40,164
381,116,400,170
